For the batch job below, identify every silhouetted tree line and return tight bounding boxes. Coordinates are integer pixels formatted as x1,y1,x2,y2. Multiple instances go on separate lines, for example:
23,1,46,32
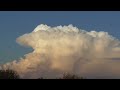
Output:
0,69,20,79
0,69,84,79
59,73,84,79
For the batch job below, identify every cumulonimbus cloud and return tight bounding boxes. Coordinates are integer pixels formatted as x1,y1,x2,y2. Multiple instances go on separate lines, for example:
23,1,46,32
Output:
1,24,120,79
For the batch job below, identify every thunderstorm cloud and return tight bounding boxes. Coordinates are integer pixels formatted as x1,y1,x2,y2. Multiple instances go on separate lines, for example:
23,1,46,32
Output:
1,24,120,79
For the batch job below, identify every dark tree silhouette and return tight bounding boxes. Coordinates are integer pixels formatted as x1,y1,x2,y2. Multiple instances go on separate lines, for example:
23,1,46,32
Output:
0,69,20,79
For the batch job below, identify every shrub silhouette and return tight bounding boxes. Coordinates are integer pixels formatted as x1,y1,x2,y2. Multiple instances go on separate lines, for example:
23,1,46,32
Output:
0,69,20,79
61,73,84,79
38,73,84,79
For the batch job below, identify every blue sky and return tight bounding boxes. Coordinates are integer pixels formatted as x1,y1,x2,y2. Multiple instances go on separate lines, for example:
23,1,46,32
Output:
0,11,120,64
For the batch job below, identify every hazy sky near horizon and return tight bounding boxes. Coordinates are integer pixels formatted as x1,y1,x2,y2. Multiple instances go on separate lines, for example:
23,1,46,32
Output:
0,11,120,64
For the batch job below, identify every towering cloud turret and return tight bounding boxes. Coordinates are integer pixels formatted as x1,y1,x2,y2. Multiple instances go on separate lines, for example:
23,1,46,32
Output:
1,24,120,79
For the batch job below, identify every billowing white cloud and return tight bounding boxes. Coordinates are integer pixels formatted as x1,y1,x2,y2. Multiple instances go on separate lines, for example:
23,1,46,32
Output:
1,24,120,79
